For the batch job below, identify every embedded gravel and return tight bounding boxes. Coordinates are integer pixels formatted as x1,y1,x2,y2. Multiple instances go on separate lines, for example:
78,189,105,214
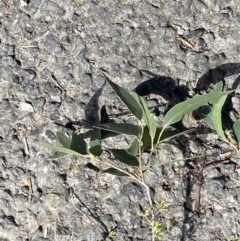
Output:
0,0,240,241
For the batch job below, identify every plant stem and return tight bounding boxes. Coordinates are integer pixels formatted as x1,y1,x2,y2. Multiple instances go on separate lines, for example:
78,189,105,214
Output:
141,181,155,241
95,154,156,240
222,139,240,158
138,124,145,181
96,156,140,182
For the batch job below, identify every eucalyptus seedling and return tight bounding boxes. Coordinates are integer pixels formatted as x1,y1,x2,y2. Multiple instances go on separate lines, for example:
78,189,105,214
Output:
39,77,231,241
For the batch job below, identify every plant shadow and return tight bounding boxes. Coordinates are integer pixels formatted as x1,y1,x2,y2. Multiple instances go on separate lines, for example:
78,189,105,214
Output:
134,75,190,105
195,62,240,92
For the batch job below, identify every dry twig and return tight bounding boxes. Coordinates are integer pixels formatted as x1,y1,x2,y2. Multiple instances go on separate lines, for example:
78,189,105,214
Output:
16,127,30,157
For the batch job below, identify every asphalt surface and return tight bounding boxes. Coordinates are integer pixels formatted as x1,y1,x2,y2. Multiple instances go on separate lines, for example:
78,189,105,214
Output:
0,0,240,240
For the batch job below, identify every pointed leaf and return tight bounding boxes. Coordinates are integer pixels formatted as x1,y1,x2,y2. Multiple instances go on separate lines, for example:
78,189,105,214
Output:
212,81,223,93
141,127,195,149
141,126,151,147
67,129,73,136
109,149,139,166
233,119,240,143
128,138,139,156
195,105,214,129
195,81,227,130
99,123,141,136
56,131,72,148
89,111,101,148
163,91,232,127
48,152,68,159
101,168,130,177
103,73,143,120
212,94,228,140
131,92,156,145
212,81,223,105
196,105,213,127
71,132,88,155
39,139,83,156
89,145,103,157
56,131,88,155
159,128,195,142
142,126,169,148
89,112,103,156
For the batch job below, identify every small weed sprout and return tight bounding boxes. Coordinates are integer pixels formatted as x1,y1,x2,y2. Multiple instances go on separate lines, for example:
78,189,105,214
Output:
39,77,233,241
138,208,151,218
154,199,168,214
151,220,163,240
107,228,117,238
138,199,168,240
228,234,240,241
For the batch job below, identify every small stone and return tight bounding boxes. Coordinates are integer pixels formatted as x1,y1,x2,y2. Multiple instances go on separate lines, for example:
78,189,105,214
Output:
203,32,215,44
45,129,56,141
19,102,34,112
81,74,92,87
133,227,149,239
197,38,207,51
22,69,36,83
50,87,62,103
2,56,15,66
32,97,46,108
45,102,61,119
108,30,121,39
22,185,30,195
189,141,199,153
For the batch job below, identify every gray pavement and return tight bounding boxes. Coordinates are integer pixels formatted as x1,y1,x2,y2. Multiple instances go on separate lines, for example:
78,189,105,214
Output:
0,0,240,240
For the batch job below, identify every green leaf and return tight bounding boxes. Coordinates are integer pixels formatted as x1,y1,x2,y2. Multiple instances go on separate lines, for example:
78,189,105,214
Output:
212,81,223,93
39,139,83,156
89,112,103,156
195,82,228,130
141,126,151,148
233,119,240,143
48,152,68,159
195,105,214,129
66,129,73,136
159,128,195,142
212,94,228,140
56,132,72,148
109,149,139,166
71,132,88,155
103,73,143,120
128,138,139,156
163,91,232,128
101,168,130,176
131,92,156,146
141,127,195,149
88,145,103,157
99,123,141,136
56,131,88,155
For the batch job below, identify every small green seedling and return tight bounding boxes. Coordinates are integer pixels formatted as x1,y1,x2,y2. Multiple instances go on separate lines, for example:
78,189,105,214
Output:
39,77,231,241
